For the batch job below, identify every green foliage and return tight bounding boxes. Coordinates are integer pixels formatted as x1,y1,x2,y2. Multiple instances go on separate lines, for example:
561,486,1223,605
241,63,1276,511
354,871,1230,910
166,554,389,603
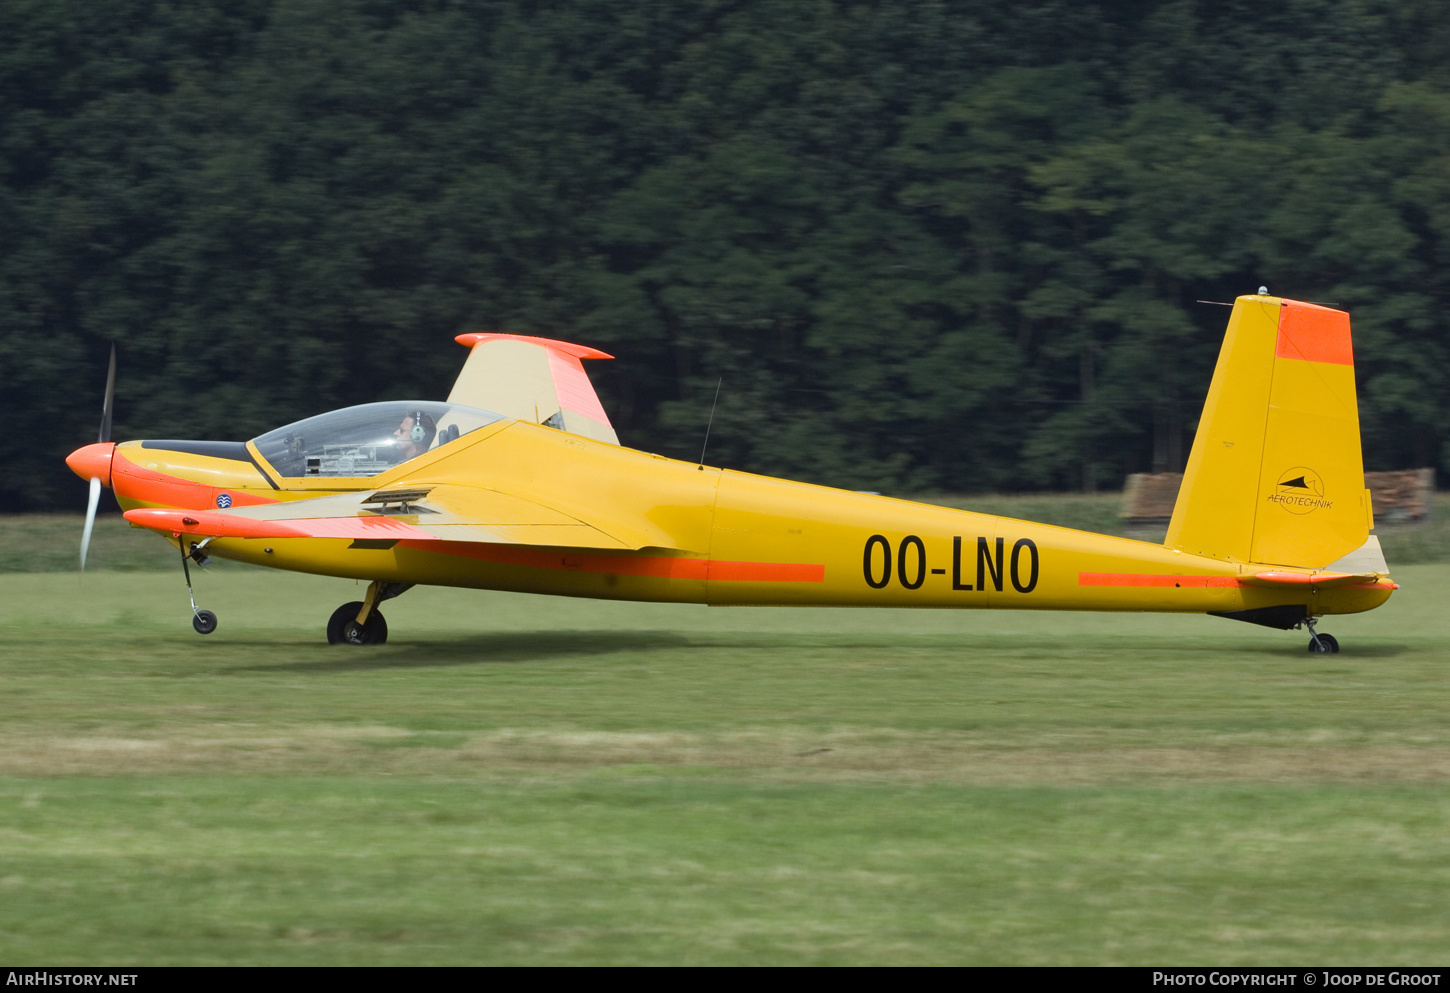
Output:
5,0,1450,508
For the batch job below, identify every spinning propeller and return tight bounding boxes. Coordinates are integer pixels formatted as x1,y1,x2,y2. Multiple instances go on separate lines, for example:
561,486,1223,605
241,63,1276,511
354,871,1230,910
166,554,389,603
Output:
67,345,117,571
63,348,219,633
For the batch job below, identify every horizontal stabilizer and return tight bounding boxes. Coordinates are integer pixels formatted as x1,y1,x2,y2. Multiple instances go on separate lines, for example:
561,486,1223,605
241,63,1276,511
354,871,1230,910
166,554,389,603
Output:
1239,571,1389,590
1325,535,1389,575
1236,536,1395,590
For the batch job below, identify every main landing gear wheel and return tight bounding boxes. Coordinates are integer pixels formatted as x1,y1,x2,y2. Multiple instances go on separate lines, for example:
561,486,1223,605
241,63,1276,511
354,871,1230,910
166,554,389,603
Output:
192,610,218,635
1307,633,1340,654
327,601,388,645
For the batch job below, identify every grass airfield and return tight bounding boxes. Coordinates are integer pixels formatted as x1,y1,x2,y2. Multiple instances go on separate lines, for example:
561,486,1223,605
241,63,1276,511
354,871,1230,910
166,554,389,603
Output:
2,513,1450,964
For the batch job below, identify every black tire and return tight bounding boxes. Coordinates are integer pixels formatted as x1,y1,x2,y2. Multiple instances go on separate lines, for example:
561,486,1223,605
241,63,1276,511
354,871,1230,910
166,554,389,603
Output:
326,601,388,645
1319,633,1339,654
1307,633,1339,654
192,610,218,635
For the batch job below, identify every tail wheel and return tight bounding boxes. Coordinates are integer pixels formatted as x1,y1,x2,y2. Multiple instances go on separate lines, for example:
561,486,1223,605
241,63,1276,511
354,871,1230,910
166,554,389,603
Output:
327,601,388,645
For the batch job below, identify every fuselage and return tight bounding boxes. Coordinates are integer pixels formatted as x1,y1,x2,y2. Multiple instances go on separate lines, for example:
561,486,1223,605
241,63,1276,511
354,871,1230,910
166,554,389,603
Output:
75,416,1394,619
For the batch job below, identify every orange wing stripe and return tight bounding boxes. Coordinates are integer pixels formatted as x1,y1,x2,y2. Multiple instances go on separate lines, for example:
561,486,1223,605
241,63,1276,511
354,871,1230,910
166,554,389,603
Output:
295,516,433,539
1078,573,1239,588
399,540,822,582
124,508,306,540
400,541,708,578
124,509,434,541
126,503,822,583
121,509,822,584
1276,300,1353,365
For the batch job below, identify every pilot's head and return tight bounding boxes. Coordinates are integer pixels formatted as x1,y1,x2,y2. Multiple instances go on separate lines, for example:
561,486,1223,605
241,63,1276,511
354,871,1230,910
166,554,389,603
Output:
393,409,437,461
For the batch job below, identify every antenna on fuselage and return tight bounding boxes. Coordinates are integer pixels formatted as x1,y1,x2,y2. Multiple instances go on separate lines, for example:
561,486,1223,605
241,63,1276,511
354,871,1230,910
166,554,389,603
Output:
698,377,723,470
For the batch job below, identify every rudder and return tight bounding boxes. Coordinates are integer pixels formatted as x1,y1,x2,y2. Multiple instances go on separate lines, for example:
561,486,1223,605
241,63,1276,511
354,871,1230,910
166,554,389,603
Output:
1166,294,1371,569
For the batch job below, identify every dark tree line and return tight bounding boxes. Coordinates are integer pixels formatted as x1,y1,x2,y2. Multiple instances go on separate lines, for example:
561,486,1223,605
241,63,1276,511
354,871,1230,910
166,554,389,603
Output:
5,0,1450,510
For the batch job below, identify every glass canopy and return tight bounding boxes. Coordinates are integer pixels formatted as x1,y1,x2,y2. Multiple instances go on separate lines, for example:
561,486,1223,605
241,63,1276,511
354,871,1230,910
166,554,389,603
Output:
252,401,503,478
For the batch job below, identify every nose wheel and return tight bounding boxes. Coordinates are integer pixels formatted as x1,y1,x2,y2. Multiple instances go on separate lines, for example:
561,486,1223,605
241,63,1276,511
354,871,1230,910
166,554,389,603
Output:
178,537,217,635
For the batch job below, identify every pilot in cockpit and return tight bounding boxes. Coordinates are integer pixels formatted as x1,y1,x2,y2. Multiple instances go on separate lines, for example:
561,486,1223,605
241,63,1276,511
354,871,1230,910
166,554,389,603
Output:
392,409,437,463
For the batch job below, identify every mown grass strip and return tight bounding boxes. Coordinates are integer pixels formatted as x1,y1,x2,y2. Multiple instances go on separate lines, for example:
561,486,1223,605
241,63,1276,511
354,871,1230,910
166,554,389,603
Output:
2,777,1449,965
0,567,1444,963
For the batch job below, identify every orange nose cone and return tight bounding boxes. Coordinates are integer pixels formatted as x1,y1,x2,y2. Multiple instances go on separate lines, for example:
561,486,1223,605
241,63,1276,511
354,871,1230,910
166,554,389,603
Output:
66,442,116,487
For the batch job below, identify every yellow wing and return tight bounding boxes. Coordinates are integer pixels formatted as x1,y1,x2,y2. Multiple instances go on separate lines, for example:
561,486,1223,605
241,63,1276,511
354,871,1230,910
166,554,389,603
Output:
124,481,663,551
446,333,619,445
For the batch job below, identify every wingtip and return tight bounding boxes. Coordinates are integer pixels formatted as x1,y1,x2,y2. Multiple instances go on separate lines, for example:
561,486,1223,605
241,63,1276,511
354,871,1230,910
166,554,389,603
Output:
454,332,613,360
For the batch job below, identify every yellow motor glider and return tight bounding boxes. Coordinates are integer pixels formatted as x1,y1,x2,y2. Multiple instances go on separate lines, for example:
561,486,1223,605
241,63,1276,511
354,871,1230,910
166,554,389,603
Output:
66,294,1393,651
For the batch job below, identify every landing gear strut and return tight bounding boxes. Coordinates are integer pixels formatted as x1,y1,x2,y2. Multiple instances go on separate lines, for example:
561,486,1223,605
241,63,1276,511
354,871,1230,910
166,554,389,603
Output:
327,580,412,645
179,537,217,635
1304,616,1339,654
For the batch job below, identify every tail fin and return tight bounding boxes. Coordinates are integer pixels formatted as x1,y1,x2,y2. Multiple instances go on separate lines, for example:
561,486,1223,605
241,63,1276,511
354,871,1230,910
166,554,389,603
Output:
1166,293,1372,568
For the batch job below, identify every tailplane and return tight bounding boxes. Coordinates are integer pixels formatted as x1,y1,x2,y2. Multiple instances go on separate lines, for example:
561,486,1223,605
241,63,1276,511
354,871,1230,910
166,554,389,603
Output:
1166,293,1374,569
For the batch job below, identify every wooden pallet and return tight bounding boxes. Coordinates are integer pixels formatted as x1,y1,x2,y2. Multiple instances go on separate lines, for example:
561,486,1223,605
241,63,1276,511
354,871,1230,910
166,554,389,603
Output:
1119,468,1435,526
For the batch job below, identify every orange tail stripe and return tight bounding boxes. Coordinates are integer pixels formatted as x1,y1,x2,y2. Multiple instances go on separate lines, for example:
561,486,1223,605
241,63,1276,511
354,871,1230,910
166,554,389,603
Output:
1078,573,1239,588
1275,300,1353,365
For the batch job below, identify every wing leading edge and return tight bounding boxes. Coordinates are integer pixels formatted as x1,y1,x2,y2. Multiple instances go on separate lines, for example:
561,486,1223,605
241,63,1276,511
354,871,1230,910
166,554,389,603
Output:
124,481,660,551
